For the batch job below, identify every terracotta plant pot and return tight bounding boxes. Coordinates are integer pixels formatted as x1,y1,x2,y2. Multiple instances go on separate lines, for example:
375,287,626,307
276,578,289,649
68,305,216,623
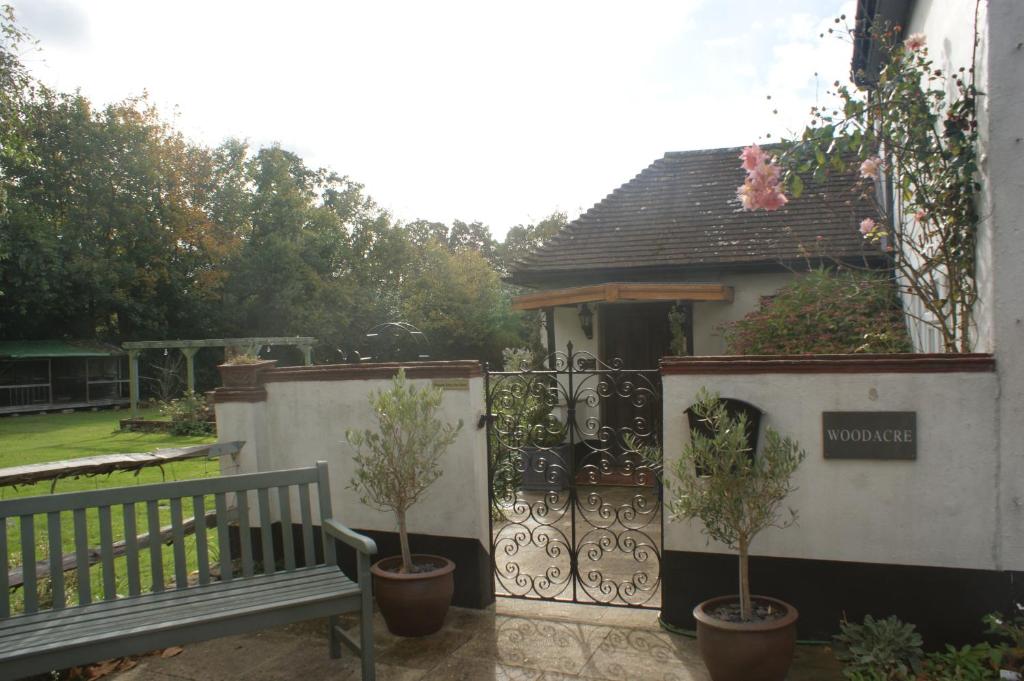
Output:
693,595,799,681
216,359,277,388
371,554,455,637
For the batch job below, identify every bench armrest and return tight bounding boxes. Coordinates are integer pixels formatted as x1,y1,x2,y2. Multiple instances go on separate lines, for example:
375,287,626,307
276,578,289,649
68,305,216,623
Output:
323,518,377,556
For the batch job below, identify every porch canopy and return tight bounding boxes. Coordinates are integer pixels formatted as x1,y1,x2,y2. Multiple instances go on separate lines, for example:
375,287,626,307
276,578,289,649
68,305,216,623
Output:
511,282,733,310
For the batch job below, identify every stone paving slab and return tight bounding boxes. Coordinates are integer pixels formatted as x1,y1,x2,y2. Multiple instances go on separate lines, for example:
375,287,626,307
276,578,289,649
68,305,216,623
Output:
108,599,843,681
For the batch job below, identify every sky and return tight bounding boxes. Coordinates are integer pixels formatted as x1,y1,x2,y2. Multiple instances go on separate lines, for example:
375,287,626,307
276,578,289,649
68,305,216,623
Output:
11,0,856,240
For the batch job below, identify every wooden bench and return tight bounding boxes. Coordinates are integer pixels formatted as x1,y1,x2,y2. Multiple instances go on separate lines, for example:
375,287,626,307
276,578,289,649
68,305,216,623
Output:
0,461,377,681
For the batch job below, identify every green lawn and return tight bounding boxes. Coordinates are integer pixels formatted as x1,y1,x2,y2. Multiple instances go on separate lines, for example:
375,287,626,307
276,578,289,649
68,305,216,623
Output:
0,408,223,613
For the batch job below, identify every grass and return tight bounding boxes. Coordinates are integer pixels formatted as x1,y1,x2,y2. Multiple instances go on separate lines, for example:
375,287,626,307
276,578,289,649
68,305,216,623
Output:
0,408,222,613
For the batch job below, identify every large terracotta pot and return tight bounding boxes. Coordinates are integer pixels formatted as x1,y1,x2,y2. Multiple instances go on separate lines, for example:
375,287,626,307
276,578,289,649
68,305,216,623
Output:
693,595,798,681
371,554,455,637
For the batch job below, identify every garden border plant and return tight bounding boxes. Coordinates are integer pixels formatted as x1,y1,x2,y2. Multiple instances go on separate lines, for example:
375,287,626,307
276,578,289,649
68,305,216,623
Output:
738,11,982,353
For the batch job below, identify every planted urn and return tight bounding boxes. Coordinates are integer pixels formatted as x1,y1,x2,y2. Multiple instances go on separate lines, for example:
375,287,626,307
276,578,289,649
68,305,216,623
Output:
667,388,805,681
346,369,462,636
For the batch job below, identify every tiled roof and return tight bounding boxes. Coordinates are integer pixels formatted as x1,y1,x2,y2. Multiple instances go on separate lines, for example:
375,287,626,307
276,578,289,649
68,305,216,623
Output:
510,145,881,286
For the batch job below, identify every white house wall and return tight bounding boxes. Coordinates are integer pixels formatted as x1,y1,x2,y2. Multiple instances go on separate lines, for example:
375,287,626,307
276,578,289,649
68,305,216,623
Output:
661,367,1005,571
545,272,795,360
691,272,795,355
216,369,490,553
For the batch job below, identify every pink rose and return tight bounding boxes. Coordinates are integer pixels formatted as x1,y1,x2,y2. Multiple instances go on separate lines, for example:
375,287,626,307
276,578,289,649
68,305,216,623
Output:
859,218,877,237
859,156,882,180
904,33,926,51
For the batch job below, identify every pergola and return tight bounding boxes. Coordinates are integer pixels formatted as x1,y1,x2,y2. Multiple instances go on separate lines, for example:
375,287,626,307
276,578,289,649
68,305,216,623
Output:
121,337,316,416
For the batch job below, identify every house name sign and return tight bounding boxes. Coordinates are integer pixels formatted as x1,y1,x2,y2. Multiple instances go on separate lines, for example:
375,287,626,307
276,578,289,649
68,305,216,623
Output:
822,411,917,460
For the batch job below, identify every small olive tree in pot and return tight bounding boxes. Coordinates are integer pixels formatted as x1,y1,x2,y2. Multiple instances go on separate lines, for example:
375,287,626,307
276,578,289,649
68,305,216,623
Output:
668,388,805,681
346,369,462,636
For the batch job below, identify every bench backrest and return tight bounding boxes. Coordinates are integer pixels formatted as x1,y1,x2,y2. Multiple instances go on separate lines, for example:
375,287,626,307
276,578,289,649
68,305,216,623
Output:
0,461,336,619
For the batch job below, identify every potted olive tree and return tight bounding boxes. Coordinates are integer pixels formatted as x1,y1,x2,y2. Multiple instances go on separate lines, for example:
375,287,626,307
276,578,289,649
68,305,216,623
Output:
346,369,462,637
667,388,805,681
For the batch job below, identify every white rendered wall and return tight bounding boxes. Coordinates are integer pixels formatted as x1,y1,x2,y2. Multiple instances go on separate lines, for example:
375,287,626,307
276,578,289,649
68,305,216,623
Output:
662,368,1007,571
903,0,992,352
907,0,1024,572
692,272,795,355
216,373,490,553
545,272,794,360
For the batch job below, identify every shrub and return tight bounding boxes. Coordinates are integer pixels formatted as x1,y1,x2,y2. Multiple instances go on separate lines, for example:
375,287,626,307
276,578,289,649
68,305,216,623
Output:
721,268,912,355
346,369,462,572
159,391,214,436
835,615,923,680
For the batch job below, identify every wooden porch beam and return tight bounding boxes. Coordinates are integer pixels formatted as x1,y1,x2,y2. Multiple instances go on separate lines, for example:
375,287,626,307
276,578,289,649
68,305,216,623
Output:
512,282,734,310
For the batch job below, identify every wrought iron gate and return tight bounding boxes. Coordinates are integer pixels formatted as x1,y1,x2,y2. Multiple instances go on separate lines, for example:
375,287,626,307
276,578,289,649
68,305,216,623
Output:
485,343,663,608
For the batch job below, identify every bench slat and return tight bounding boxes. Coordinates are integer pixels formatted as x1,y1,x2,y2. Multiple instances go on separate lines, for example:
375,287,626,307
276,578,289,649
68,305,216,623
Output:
72,509,90,606
0,519,7,617
170,498,187,589
123,503,140,597
47,512,64,610
98,506,116,601
214,493,232,583
146,501,163,593
299,484,315,567
257,488,274,576
0,568,353,639
0,466,319,517
192,496,209,586
0,568,358,654
20,516,37,614
278,486,295,571
236,490,253,578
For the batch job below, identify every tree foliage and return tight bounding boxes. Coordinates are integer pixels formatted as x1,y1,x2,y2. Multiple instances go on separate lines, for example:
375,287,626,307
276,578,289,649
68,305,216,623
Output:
0,7,549,366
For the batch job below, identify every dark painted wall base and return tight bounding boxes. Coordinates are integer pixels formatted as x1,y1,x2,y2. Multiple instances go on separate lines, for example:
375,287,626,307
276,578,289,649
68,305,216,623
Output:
662,550,1024,646
232,523,494,610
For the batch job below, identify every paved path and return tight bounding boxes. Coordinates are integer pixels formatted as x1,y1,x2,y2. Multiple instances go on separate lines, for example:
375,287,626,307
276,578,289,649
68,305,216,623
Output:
111,599,843,681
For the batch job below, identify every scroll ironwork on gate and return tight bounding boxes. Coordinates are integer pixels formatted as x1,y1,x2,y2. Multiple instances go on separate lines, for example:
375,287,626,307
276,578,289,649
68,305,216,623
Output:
484,343,663,608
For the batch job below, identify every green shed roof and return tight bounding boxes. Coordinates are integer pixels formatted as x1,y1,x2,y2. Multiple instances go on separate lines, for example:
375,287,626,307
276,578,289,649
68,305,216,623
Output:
0,341,125,359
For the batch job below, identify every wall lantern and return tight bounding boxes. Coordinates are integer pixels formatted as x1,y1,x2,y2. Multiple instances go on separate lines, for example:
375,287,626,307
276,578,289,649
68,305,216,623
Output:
578,303,594,340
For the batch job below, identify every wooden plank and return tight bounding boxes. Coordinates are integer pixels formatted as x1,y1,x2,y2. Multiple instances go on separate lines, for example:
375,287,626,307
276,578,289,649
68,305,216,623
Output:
257,488,274,575
47,512,63,609
0,519,7,617
214,494,232,582
122,337,315,350
316,462,336,565
511,281,734,310
192,496,209,586
236,491,253,578
0,462,315,518
20,516,36,613
277,486,295,571
72,509,90,606
298,484,315,567
169,498,187,589
147,501,163,593
124,503,140,596
98,506,116,601
0,442,244,489
0,569,353,642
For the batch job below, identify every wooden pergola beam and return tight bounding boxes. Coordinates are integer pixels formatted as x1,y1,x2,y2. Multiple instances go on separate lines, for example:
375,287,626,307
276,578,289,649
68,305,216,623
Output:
512,282,734,310
122,337,316,350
